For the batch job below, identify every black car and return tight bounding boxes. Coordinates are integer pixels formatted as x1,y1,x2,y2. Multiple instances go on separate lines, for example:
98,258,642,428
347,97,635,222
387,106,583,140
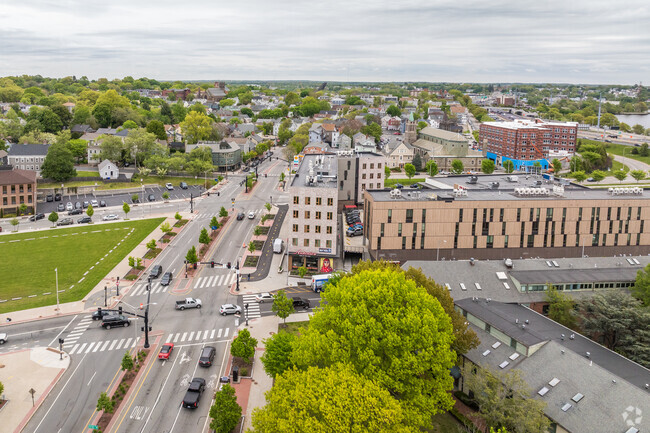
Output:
57,203,65,212
92,309,112,321
101,315,130,329
46,194,54,202
410,183,421,189
77,216,92,224
99,200,107,207
394,183,404,189
161,272,173,286
199,346,216,367
236,212,245,221
57,218,73,226
292,297,310,309
150,265,162,279
54,193,62,201
182,377,206,409
68,209,83,215
179,182,188,189
29,213,45,222
148,194,156,202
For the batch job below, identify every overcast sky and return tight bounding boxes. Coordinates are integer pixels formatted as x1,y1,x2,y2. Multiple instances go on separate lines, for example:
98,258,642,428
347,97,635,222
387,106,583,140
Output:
1,0,648,84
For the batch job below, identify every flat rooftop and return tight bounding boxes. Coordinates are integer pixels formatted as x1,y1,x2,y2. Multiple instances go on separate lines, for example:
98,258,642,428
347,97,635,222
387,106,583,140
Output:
366,173,650,202
292,154,338,189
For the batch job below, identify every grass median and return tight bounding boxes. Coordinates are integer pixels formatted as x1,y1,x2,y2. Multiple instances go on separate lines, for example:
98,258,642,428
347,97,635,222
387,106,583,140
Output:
0,218,164,314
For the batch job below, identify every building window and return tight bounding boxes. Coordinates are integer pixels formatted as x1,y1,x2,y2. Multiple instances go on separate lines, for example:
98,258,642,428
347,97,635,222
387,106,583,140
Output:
315,239,321,247
292,238,298,246
422,209,426,223
388,209,392,223
398,223,402,236
316,197,322,206
406,209,413,223
327,198,333,206
402,236,406,249
293,196,299,204
325,239,332,248
381,223,384,236
316,211,321,219
315,226,321,233
292,224,298,232
304,225,310,233
304,239,309,247
327,226,332,234
305,197,311,205
293,210,299,218
305,211,310,219
327,212,333,220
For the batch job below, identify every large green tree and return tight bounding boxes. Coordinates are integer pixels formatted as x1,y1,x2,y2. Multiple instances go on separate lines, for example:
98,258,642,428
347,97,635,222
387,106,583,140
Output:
451,159,464,174
545,286,578,330
271,289,294,324
250,365,411,433
404,163,416,179
146,120,167,140
290,269,456,429
209,384,241,433
260,331,296,379
481,159,495,174
503,159,514,173
230,328,258,363
386,105,401,117
462,366,550,433
180,111,212,144
633,263,650,307
425,159,438,176
41,143,76,181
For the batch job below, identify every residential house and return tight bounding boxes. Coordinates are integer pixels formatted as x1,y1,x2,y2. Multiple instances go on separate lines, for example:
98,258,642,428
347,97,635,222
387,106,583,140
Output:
354,139,377,154
320,123,339,146
98,160,119,180
0,150,8,166
383,140,413,169
0,165,37,215
338,134,353,151
352,132,368,146
7,143,50,175
309,124,324,143
331,96,344,106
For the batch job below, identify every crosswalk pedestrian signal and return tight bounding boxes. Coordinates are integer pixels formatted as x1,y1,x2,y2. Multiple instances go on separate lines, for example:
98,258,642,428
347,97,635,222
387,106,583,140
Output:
211,261,215,268
139,303,144,310
227,262,231,269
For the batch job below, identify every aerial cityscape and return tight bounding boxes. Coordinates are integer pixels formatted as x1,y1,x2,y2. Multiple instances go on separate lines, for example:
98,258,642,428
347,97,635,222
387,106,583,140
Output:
0,1,649,433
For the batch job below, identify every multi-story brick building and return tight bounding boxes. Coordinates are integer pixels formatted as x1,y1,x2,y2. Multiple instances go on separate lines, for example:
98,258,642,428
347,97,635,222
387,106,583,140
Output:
0,166,37,216
363,174,650,261
479,120,577,170
288,155,338,273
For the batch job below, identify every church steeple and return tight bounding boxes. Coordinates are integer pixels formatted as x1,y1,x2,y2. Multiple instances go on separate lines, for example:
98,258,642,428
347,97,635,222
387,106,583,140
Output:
404,113,417,144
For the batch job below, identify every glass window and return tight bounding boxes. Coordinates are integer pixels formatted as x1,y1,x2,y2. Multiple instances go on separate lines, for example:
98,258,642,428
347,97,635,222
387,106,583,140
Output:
316,211,321,219
293,210,299,218
292,224,298,232
327,212,333,220
398,223,402,236
292,238,298,246
304,211,310,219
315,226,321,233
304,239,309,247
326,240,332,248
327,198,333,206
293,196,299,204
326,226,332,234
315,239,320,247
305,197,311,205
304,225,310,233
316,197,322,205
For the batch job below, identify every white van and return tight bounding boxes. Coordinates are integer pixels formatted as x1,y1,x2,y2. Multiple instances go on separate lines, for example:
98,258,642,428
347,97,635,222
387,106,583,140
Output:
273,238,283,254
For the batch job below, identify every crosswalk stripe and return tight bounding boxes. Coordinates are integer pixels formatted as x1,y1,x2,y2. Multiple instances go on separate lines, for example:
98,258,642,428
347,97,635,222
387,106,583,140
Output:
77,343,87,354
224,328,229,337
129,284,141,297
99,341,111,351
85,342,96,353
188,331,195,341
210,329,215,339
162,285,168,293
173,333,180,343
181,332,188,342
195,332,202,341
114,339,124,350
166,334,172,343
109,340,119,351
124,338,133,348
69,344,79,354
92,342,102,352
203,330,209,340
193,277,202,289
217,329,222,338
207,276,215,287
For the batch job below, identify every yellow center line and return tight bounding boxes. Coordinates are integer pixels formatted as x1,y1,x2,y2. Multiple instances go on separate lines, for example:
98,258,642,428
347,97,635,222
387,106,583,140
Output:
112,341,160,432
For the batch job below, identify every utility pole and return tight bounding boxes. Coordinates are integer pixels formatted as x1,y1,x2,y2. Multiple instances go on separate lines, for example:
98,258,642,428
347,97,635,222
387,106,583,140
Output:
597,92,602,130
144,276,151,349
235,259,240,292
104,285,107,307
190,193,194,213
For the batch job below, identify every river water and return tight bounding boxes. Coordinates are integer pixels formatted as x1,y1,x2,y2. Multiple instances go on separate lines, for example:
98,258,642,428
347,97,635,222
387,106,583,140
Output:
616,113,650,129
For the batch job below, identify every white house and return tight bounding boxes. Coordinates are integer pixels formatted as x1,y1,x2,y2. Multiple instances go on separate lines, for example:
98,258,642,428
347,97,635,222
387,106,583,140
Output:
98,159,119,180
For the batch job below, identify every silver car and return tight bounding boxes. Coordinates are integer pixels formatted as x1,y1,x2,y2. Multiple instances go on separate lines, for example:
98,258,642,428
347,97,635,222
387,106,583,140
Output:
219,304,242,316
102,214,119,221
66,202,73,211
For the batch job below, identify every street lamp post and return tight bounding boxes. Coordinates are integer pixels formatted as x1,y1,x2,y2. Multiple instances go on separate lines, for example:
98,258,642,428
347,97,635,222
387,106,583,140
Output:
104,285,107,307
144,276,152,349
54,268,60,312
235,258,240,292
245,303,249,326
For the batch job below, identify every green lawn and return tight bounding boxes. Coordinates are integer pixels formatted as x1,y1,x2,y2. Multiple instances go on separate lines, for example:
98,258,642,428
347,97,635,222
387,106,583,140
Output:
76,170,100,177
0,218,164,313
611,160,630,172
385,178,425,187
279,320,309,336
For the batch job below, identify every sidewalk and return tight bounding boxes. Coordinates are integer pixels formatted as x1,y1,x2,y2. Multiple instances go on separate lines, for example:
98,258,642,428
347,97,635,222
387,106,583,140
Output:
229,312,311,431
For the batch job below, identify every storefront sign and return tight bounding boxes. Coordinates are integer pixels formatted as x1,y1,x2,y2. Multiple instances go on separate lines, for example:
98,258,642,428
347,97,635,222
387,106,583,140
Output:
318,248,332,254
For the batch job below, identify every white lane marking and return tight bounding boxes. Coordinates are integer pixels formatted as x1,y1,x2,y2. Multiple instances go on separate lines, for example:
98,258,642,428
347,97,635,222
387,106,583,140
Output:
224,328,229,337
87,371,96,386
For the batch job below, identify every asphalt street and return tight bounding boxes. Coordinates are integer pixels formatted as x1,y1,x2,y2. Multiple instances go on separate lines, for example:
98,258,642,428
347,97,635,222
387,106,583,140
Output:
10,155,298,433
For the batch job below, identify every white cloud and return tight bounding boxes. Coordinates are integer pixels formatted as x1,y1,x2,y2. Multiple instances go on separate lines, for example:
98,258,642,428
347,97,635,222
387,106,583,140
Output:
0,0,648,83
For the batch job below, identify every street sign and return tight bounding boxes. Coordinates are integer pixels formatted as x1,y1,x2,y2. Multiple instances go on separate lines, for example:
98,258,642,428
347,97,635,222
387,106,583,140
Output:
88,425,99,430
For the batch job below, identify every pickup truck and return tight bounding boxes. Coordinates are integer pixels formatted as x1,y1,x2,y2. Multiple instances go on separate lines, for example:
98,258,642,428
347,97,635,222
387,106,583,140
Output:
175,298,202,310
182,377,206,408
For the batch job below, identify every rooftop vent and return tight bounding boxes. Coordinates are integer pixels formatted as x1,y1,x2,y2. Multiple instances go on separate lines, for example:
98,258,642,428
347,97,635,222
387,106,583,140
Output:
482,350,491,357
499,361,509,369
549,378,560,387
571,393,584,403
537,387,549,396
561,403,572,412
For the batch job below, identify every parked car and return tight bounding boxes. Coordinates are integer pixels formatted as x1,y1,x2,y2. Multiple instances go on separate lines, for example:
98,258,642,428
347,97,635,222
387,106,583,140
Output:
83,201,90,209
165,183,174,190
219,304,242,316
236,212,245,221
102,214,119,221
292,297,310,309
57,218,73,226
46,194,54,202
199,346,216,367
255,293,274,303
68,209,83,216
182,377,206,408
101,315,130,329
77,216,92,224
179,182,188,189
54,193,62,201
410,183,421,189
248,211,255,219
66,202,74,211
161,272,173,286
57,203,65,212
92,309,112,321
75,202,82,209
175,297,202,310
149,265,163,279
99,200,107,207
91,199,99,207
0,332,7,344
148,194,156,202
158,343,174,360
394,183,404,189
346,227,363,237
29,213,45,222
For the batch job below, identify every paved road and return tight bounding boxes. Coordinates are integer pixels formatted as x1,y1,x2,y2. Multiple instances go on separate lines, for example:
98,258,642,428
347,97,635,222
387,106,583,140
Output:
17,154,291,433
613,154,650,172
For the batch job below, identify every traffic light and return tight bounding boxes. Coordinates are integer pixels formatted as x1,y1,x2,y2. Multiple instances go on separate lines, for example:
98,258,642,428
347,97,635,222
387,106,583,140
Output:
118,306,122,314
227,262,231,269
97,307,102,313
211,261,215,268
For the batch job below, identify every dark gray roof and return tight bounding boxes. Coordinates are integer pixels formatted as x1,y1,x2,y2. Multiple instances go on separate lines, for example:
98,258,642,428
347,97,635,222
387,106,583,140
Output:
7,143,50,156
456,298,650,392
71,124,94,133
115,129,129,137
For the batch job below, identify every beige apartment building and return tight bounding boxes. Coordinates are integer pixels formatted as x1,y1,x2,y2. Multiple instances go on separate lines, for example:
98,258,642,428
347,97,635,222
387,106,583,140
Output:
364,175,650,261
288,155,338,273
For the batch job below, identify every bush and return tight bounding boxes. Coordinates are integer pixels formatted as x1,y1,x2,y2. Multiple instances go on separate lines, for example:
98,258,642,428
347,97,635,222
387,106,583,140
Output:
240,367,249,376
454,390,479,411
449,407,474,428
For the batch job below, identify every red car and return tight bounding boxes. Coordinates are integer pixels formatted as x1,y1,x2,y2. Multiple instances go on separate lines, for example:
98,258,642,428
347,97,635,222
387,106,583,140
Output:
158,343,174,360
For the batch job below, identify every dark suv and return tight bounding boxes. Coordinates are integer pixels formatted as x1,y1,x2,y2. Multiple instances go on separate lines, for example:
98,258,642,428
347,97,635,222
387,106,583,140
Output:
292,297,310,309
92,309,112,321
199,346,216,367
101,315,130,329
150,265,163,279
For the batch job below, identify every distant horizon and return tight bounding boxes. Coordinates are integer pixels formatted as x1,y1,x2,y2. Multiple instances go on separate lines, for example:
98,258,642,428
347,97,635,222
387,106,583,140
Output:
1,1,648,85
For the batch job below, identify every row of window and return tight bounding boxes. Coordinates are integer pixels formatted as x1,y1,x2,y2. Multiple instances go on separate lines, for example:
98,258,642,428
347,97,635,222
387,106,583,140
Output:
292,224,334,234
16,165,40,171
522,281,634,292
292,210,334,220
291,238,333,248
12,157,45,163
292,196,334,206
361,162,382,170
2,195,33,206
2,185,33,194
